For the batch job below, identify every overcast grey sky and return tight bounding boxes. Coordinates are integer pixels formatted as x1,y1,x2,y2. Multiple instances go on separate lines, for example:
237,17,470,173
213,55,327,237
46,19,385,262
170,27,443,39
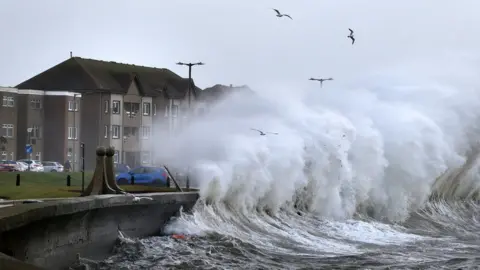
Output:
0,0,478,90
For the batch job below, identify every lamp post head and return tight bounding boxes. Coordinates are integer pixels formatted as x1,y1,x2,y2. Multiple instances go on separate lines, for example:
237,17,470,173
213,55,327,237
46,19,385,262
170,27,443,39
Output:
195,62,205,66
176,62,185,66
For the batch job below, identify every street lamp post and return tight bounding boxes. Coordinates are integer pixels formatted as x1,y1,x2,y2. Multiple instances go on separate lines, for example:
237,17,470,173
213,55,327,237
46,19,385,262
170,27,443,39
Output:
175,62,205,111
80,142,85,192
308,77,334,88
72,94,79,172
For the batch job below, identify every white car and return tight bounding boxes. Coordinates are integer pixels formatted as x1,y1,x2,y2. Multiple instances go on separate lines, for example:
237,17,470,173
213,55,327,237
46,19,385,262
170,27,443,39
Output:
16,161,29,171
41,161,64,172
17,159,44,172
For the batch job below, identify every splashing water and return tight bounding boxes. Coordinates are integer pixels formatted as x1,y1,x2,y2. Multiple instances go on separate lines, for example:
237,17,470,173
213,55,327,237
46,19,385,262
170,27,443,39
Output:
159,54,480,222
100,54,480,269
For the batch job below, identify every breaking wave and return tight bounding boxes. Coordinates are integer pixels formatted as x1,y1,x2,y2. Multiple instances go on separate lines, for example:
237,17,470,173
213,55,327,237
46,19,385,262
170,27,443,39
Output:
159,53,480,221
101,54,480,269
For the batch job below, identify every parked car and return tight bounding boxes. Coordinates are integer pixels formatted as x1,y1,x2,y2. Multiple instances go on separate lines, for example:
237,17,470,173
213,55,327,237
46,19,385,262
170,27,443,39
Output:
17,159,44,172
116,166,168,186
0,164,15,172
17,161,29,171
0,160,20,171
42,161,64,172
114,163,131,176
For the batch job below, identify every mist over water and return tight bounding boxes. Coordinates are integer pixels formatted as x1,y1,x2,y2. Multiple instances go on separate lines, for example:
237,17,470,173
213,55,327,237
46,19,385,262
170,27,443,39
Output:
99,54,480,269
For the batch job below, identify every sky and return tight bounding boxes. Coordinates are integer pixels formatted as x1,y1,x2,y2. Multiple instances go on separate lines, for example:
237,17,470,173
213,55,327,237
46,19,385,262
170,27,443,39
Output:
0,0,478,91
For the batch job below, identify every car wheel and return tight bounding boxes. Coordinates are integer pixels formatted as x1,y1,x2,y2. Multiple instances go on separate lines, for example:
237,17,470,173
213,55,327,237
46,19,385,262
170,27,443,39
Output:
118,178,129,185
51,170,57,172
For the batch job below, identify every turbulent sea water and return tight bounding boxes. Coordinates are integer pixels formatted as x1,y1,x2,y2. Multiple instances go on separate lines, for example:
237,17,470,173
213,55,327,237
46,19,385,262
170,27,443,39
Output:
96,55,480,269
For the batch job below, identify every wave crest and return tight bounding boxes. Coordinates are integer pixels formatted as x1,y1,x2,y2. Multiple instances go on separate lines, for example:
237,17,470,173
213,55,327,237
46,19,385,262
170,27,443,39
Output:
157,54,480,223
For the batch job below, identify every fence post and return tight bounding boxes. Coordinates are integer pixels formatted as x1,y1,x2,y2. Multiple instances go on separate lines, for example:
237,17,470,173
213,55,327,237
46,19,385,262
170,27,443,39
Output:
130,175,135,185
67,175,71,187
16,174,20,186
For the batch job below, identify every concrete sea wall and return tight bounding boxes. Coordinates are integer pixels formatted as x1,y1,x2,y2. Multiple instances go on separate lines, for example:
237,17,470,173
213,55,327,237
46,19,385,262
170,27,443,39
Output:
0,192,199,270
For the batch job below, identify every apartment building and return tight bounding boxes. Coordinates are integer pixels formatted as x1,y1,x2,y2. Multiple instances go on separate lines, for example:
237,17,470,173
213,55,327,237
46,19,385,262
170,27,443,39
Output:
0,87,81,166
16,56,200,170
0,87,17,161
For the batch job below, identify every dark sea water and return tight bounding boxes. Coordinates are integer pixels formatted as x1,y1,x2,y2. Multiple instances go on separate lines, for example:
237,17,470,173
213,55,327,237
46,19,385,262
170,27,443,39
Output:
81,199,480,270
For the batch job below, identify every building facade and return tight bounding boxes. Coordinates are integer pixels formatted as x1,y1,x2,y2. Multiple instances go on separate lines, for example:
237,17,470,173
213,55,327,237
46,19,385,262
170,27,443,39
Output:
0,87,81,167
16,56,200,170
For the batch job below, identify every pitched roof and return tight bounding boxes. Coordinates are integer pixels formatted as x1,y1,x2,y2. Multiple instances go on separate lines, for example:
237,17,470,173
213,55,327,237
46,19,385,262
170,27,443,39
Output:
16,57,200,98
199,84,253,101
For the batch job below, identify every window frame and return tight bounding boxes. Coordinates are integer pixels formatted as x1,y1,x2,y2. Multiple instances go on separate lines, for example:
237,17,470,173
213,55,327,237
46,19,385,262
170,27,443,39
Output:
112,125,120,139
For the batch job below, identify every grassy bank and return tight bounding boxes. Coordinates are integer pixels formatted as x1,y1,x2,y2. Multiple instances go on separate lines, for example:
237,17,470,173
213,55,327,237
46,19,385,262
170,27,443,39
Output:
0,172,191,200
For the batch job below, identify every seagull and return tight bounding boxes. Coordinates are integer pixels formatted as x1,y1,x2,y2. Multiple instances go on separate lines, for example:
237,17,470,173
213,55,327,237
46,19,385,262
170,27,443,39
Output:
347,28,355,45
309,77,334,88
124,192,153,203
251,128,278,136
273,9,292,20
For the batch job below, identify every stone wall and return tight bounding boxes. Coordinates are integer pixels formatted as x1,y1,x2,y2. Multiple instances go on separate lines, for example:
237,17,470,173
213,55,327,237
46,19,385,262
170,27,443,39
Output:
0,192,199,270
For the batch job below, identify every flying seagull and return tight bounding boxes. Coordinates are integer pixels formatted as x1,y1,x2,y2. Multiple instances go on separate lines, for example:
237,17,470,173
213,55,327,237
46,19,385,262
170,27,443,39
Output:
347,28,355,45
273,9,292,20
309,77,334,88
251,128,278,136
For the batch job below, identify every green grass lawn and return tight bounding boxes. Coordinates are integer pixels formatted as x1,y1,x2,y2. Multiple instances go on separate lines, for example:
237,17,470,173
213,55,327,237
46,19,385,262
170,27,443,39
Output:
0,172,193,200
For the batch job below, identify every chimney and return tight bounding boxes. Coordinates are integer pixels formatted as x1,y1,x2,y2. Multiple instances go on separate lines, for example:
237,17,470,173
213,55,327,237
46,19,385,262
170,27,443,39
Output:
70,51,73,58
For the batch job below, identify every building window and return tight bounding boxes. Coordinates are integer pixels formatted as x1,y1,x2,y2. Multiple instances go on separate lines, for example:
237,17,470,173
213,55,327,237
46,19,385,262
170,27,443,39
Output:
104,125,108,138
142,126,150,139
68,127,77,140
68,100,79,111
29,125,41,138
67,148,72,158
112,100,121,114
35,152,41,161
141,151,151,164
30,99,42,109
143,102,151,116
2,124,14,138
10,152,14,160
172,105,179,117
2,96,14,107
114,150,119,163
123,127,138,138
0,151,6,160
104,100,109,114
124,102,140,118
112,125,120,139
153,104,157,116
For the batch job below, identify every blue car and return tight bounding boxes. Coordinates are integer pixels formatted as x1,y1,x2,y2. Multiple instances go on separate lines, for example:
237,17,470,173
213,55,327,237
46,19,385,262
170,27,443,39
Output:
116,166,169,186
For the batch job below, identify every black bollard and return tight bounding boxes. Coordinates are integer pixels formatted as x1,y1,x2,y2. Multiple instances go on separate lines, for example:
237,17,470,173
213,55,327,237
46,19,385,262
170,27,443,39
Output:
166,177,170,188
67,175,71,187
130,175,135,185
16,174,20,186
186,175,190,190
